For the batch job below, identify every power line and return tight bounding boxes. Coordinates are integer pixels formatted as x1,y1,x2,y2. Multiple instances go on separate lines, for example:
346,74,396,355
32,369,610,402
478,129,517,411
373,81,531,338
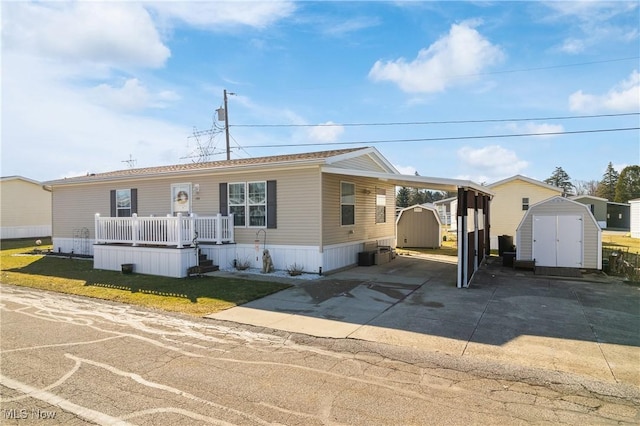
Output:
231,112,639,128
238,126,639,148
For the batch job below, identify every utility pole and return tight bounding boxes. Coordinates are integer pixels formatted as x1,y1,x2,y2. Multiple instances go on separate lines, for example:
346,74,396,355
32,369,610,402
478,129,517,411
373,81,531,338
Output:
222,89,235,160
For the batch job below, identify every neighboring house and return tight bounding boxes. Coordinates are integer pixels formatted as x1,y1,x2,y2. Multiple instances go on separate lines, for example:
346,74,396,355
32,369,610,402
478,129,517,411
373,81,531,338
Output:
45,147,492,287
630,199,640,238
486,175,563,250
607,202,630,230
396,204,441,249
570,195,607,228
0,176,52,239
516,196,602,270
433,196,456,229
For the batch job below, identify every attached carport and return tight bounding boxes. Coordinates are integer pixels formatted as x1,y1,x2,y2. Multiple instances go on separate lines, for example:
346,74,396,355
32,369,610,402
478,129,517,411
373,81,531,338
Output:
321,166,494,288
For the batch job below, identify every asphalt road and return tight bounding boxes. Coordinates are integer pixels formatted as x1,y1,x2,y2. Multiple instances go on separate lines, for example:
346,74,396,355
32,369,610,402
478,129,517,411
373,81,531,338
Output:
1,284,639,425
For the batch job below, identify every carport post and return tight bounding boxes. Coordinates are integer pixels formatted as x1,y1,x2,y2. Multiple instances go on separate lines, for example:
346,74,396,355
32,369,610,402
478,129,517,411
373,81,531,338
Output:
456,187,468,288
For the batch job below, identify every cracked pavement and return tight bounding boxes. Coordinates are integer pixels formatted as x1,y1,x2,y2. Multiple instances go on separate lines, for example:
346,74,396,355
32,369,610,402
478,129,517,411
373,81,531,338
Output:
1,284,639,425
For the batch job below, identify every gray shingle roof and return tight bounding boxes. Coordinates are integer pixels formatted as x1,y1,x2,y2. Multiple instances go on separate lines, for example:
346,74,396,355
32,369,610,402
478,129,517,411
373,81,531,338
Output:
46,147,366,185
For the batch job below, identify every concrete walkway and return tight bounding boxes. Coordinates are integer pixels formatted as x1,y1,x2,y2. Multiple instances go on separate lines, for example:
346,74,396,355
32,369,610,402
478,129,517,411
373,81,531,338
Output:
207,255,640,387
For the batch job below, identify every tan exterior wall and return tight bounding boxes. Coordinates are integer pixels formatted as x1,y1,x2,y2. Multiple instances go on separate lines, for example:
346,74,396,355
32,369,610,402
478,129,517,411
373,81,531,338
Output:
1,179,52,228
516,198,601,269
321,173,396,246
490,179,561,239
51,166,323,246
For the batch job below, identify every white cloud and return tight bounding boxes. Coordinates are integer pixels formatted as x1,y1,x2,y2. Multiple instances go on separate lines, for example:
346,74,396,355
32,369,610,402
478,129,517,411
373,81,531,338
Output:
1,52,189,181
368,21,504,93
569,70,640,113
503,122,564,138
88,78,180,111
2,2,170,69
150,2,296,30
457,145,528,181
307,122,344,143
394,165,418,176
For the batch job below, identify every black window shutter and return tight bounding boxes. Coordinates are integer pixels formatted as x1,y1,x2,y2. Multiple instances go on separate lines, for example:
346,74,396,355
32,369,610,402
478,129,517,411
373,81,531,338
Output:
267,180,277,229
110,190,116,217
131,188,138,215
219,183,228,215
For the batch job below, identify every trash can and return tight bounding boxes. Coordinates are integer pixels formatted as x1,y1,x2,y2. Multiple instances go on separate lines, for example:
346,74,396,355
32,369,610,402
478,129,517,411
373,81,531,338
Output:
502,252,515,267
358,251,375,266
498,235,513,256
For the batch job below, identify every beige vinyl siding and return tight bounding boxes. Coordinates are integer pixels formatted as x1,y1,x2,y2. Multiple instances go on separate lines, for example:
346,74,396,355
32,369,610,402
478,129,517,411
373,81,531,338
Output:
51,166,322,246
490,179,561,239
1,179,51,228
517,197,600,269
321,173,395,246
331,155,389,172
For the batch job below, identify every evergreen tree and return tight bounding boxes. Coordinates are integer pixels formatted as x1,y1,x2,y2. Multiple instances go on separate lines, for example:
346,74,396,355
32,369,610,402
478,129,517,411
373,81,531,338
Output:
396,187,411,208
596,162,619,200
544,166,574,195
614,165,640,203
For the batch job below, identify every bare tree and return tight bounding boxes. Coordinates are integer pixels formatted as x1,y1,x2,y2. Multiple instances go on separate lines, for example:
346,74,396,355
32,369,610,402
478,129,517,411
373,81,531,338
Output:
573,180,599,196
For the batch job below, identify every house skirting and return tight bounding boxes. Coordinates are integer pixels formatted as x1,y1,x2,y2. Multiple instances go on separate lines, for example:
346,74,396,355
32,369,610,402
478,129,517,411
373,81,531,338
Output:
94,245,199,278
2,225,52,240
65,236,395,279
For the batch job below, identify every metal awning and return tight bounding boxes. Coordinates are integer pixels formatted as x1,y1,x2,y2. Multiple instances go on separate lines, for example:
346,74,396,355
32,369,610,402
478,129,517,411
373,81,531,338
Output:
321,166,494,196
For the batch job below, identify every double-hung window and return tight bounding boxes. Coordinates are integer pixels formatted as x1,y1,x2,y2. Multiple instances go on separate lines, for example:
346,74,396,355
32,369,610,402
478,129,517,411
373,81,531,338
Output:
116,189,132,217
229,181,267,227
522,197,529,211
341,182,355,226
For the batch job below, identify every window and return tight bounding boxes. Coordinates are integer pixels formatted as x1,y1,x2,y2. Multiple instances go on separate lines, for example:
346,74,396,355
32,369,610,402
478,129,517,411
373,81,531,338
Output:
228,181,267,227
248,182,266,227
116,189,132,217
376,187,386,223
341,182,355,226
522,197,529,211
229,183,246,226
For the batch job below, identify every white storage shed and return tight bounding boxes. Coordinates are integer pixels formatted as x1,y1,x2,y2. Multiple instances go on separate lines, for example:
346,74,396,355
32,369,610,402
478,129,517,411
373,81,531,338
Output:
516,196,602,269
630,199,640,238
396,204,442,248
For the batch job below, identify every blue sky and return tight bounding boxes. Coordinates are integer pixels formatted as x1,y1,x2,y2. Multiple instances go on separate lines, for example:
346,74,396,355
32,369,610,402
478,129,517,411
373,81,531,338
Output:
2,1,639,186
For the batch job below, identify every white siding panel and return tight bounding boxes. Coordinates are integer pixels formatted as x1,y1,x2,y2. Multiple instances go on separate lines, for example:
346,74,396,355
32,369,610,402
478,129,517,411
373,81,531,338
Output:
631,200,640,238
1,225,51,239
94,245,196,278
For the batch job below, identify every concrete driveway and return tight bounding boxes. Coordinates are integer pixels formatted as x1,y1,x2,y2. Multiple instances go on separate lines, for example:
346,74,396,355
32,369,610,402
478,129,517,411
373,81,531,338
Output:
208,254,640,387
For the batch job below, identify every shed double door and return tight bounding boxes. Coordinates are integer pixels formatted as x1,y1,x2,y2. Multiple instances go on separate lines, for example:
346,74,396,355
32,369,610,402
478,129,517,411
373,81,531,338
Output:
533,215,583,268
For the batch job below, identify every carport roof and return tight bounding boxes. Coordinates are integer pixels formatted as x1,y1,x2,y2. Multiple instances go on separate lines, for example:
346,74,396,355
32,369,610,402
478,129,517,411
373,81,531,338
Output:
321,166,493,196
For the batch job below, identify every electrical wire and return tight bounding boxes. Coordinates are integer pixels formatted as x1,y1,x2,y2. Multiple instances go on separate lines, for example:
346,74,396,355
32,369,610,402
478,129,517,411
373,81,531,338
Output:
236,126,639,149
230,112,639,128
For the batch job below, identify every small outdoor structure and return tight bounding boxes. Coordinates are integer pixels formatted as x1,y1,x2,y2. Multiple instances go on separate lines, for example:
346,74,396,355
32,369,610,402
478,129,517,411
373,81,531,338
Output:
630,199,640,238
516,196,602,269
607,201,631,230
396,204,441,248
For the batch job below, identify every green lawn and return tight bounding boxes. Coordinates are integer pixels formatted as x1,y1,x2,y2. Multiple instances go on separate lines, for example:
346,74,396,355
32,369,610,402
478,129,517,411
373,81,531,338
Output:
0,238,290,316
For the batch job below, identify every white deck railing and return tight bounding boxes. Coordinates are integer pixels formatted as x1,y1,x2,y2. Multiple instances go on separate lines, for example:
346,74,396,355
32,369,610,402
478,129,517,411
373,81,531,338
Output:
95,213,234,248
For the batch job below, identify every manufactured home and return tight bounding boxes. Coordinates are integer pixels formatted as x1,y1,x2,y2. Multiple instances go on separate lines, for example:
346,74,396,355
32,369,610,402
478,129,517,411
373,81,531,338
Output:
516,196,602,269
570,195,607,228
0,176,52,239
487,175,563,250
45,147,492,287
